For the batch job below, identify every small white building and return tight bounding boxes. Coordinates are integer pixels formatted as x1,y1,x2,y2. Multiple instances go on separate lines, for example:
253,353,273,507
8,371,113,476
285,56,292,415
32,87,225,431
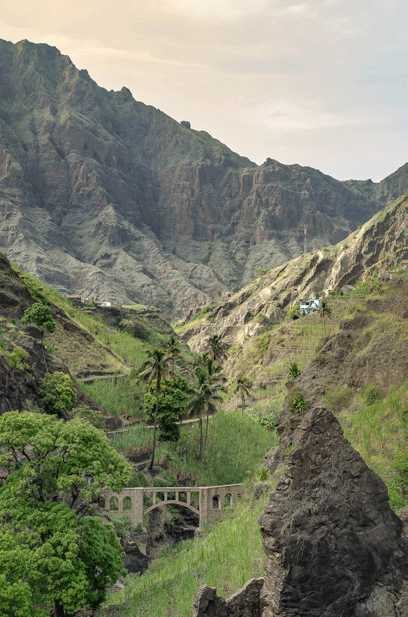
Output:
299,298,321,315
101,301,112,308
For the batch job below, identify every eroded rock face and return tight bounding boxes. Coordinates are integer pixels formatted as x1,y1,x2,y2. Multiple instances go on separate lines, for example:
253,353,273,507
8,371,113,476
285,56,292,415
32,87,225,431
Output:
259,407,407,617
192,578,265,617
0,40,406,318
193,407,408,617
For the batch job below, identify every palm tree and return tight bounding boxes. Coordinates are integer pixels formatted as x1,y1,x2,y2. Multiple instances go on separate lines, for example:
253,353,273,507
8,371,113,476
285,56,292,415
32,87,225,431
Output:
207,334,226,362
318,300,333,333
235,377,253,416
187,368,222,459
138,348,173,469
195,354,226,439
166,334,182,358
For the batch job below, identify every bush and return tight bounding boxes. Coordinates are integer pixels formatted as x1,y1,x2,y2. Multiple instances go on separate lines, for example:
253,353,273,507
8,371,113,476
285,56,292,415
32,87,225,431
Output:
9,346,28,370
258,407,280,430
38,371,77,416
288,362,300,379
363,381,385,405
290,394,307,414
287,306,300,320
70,405,106,430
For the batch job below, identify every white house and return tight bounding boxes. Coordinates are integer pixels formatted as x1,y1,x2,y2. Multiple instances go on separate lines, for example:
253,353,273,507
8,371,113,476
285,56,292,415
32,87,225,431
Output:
299,298,321,315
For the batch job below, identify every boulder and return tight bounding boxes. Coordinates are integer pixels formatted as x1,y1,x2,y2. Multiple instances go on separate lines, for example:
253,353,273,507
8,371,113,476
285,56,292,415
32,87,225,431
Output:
194,407,408,616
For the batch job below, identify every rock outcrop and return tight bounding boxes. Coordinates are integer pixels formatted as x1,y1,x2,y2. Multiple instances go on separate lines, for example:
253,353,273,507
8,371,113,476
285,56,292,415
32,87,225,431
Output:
182,194,408,361
193,407,408,616
0,39,407,317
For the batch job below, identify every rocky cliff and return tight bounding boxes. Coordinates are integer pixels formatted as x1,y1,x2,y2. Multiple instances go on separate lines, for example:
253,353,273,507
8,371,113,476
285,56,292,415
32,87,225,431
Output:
181,193,408,362
192,407,408,617
0,39,407,317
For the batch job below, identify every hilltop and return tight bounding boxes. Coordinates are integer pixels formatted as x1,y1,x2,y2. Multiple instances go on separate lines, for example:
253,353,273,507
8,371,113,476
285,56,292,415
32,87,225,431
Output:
0,39,407,318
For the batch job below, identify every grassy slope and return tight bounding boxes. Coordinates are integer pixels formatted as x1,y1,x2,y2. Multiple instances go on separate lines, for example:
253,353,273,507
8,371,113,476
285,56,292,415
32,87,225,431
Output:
103,412,277,617
103,489,269,617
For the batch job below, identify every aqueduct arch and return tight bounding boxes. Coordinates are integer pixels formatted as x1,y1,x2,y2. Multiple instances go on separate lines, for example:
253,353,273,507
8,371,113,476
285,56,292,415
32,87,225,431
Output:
102,484,243,534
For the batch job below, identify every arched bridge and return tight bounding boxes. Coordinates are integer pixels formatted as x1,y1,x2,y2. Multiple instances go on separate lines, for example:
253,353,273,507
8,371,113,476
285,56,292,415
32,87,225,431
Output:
102,484,243,534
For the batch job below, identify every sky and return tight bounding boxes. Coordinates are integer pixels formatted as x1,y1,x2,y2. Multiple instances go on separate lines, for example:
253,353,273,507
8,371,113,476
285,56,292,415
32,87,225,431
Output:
1,0,407,181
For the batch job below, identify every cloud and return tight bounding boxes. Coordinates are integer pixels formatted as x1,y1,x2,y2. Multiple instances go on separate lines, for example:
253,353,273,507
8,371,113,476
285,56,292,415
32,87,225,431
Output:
162,0,271,20
0,0,406,180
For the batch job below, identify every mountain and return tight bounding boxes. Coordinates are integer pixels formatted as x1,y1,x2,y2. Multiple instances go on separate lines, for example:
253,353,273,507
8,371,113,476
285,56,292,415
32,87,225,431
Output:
0,38,407,318
180,193,408,383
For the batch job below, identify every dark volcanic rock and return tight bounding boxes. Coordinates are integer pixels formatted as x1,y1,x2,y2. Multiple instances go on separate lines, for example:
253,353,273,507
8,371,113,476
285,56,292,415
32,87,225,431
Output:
195,408,408,617
259,407,407,616
192,579,265,617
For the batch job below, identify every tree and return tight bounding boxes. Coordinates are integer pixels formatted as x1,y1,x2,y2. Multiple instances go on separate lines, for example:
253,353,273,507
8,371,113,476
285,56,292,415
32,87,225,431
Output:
138,349,173,469
206,334,226,362
21,302,56,339
187,368,222,459
194,354,226,439
38,371,77,417
165,334,182,359
0,411,132,617
144,374,188,442
318,300,333,333
235,376,253,416
22,303,56,370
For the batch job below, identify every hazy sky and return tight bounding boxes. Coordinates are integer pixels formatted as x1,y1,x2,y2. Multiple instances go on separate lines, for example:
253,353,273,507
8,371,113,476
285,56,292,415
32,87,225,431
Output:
2,0,407,181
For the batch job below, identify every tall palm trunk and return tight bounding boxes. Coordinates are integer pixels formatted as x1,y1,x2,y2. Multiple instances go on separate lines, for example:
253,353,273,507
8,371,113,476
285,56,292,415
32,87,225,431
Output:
149,374,161,470
205,407,210,444
198,417,203,460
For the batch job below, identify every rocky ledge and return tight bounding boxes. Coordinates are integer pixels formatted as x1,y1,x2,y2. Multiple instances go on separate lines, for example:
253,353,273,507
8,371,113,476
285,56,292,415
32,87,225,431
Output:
192,407,408,617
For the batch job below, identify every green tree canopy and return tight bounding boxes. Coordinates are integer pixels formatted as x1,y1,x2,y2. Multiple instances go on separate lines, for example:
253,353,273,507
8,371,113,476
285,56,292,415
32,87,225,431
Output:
0,411,132,617
144,374,188,441
138,348,174,469
22,302,56,336
187,367,223,459
38,371,77,417
235,376,253,416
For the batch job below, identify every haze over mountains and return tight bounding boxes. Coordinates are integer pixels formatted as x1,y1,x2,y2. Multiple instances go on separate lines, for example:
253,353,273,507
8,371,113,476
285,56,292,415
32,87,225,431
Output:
0,38,407,317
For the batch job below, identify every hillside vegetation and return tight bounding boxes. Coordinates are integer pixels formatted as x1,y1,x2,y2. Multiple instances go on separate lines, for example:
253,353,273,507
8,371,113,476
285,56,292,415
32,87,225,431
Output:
0,192,407,617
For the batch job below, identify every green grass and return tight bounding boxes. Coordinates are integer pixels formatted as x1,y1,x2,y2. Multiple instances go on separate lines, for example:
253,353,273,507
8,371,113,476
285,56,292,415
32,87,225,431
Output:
102,487,269,617
110,423,154,455
76,377,144,419
340,378,408,511
156,411,278,486
174,305,214,333
16,267,149,371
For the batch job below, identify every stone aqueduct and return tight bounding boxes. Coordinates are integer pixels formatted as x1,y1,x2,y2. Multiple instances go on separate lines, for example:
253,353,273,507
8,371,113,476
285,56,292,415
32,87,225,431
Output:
103,484,243,533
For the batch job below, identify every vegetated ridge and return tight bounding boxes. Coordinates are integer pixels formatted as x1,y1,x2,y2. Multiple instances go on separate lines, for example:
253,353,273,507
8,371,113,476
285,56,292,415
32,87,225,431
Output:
1,38,408,318
181,194,408,505
0,252,177,422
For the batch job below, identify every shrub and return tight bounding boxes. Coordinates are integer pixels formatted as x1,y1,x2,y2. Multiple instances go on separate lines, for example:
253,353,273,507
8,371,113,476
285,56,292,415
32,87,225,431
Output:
288,362,300,379
38,371,77,416
363,381,385,405
290,394,307,414
256,467,268,482
9,346,28,370
70,405,106,430
287,306,300,320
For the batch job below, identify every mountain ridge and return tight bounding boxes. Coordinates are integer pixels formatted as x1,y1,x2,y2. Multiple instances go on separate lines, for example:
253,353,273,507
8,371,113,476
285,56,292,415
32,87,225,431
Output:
0,38,407,317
